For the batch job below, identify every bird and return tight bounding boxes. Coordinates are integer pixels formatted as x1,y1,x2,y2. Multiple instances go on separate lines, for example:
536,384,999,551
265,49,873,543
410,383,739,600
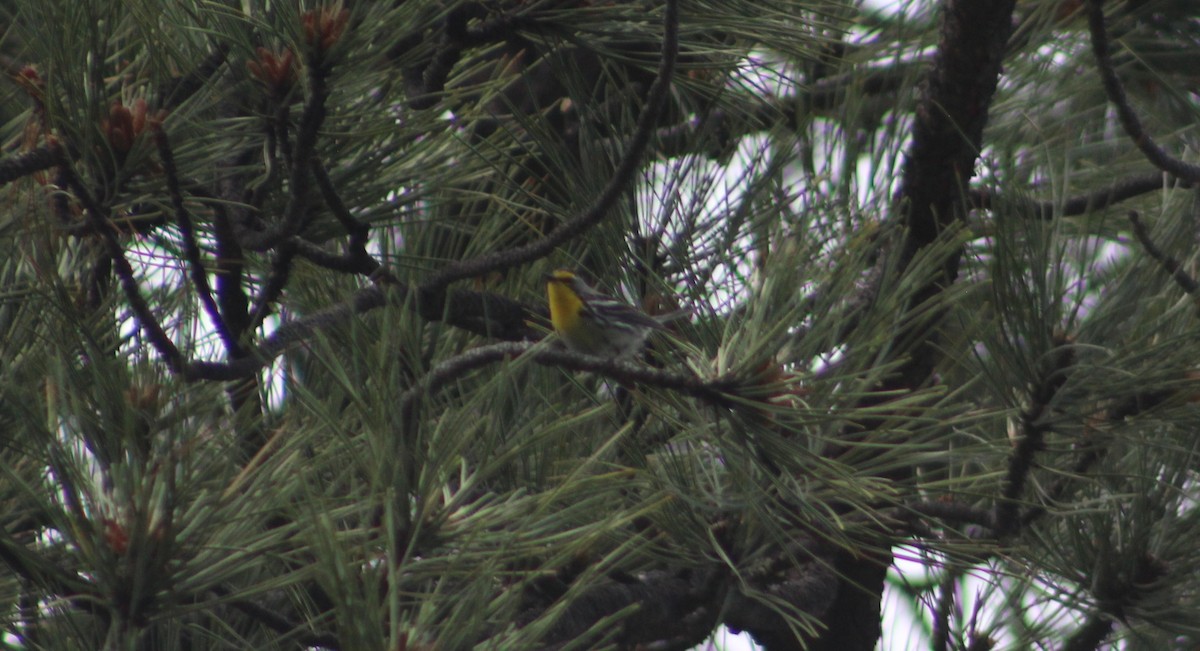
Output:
544,269,667,360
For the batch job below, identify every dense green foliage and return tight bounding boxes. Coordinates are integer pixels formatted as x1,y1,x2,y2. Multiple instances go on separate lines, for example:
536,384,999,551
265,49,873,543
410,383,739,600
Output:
3,0,1200,649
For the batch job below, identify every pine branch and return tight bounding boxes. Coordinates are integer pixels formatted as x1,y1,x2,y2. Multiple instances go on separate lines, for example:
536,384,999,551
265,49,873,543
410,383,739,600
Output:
183,284,540,381
0,145,62,185
211,587,341,650
995,332,1075,537
969,172,1191,220
1062,614,1114,651
418,0,680,294
1127,210,1200,296
154,124,241,356
57,159,186,374
398,341,741,436
931,569,962,651
1085,0,1200,182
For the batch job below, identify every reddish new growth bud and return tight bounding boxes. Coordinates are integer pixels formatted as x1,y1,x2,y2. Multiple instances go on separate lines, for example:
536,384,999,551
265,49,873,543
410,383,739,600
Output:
742,361,811,433
302,4,350,52
247,47,297,96
15,65,45,100
124,383,162,412
103,517,130,555
1055,0,1083,21
1186,370,1200,403
753,362,809,405
16,66,51,154
103,98,149,155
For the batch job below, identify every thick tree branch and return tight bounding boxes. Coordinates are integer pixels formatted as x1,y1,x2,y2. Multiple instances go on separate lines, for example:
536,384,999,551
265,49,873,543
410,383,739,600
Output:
900,0,1014,257
183,284,540,381
815,1,1017,649
0,145,62,185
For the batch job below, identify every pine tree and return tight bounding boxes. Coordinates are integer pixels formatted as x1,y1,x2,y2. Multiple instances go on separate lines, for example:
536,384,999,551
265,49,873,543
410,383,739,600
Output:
3,1,1200,649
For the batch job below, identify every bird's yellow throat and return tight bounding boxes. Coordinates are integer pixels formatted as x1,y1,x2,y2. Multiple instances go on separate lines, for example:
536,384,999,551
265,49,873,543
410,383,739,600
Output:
546,276,584,334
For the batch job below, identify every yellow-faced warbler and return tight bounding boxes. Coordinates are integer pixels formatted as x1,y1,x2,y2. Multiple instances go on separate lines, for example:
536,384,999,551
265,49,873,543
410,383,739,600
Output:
545,269,668,360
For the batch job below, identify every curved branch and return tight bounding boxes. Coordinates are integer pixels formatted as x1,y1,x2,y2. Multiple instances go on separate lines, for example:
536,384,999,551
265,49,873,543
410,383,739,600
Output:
154,126,241,356
1085,0,1200,182
1128,210,1200,296
418,0,680,294
398,340,740,435
994,332,1075,537
57,161,186,374
969,171,1191,220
